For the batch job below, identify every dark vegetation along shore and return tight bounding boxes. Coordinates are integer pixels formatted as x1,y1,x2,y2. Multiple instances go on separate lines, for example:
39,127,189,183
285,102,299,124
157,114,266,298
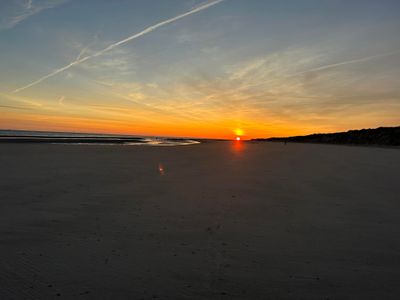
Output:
253,126,400,146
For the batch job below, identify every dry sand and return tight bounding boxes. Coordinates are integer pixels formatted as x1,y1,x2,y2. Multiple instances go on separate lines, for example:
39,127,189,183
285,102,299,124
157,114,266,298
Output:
0,141,399,299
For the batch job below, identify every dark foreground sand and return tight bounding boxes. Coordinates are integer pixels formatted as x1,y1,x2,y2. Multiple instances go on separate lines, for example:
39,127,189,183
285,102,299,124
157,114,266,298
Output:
0,141,399,299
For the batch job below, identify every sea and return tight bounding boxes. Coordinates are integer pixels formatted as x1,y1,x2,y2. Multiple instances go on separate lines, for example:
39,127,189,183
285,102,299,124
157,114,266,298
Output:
0,130,200,146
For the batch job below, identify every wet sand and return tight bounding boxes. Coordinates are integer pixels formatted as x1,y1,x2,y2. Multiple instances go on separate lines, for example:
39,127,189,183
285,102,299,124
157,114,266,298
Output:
0,141,399,299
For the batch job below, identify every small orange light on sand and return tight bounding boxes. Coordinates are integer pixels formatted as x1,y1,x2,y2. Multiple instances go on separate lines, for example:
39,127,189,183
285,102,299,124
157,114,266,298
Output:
236,136,241,141
158,163,165,175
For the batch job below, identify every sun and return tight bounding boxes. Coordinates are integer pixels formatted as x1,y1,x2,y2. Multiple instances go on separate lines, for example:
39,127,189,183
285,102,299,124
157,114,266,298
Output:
233,128,244,140
234,128,244,136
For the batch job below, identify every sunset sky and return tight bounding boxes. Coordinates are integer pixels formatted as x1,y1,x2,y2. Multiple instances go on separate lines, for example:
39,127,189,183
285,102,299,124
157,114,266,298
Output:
1,0,399,139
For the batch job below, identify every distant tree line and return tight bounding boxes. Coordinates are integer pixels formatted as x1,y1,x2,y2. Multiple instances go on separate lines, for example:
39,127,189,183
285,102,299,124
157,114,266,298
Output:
253,126,400,146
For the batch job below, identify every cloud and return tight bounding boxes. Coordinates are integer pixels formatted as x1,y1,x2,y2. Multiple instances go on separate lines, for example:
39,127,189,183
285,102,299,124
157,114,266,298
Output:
78,47,137,80
119,46,400,133
0,104,31,110
0,92,43,109
290,50,400,77
12,0,225,93
0,0,68,30
57,95,64,105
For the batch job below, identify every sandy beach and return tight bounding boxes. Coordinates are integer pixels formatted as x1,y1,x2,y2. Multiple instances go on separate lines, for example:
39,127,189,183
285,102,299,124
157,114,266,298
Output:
0,141,399,299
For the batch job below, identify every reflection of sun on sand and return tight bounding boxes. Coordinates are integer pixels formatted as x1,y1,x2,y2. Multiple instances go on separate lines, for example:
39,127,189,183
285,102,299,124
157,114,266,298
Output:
232,138,246,154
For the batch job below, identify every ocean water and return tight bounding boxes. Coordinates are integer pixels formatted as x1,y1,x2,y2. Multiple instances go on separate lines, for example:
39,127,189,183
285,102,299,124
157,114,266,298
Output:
0,130,200,146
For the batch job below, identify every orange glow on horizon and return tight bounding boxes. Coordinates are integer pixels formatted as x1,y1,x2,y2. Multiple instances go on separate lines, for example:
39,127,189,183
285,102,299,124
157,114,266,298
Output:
2,109,370,139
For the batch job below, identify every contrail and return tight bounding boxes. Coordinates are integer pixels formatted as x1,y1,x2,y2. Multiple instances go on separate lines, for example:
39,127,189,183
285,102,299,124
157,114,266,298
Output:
12,0,224,93
75,32,100,60
290,50,400,77
76,46,89,61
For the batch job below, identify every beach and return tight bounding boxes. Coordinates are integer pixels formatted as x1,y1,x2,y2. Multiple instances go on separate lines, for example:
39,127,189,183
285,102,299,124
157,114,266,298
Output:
0,141,399,299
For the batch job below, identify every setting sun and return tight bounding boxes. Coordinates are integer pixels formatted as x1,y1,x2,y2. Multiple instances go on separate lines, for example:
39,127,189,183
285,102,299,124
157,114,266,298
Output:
235,136,241,141
234,129,244,136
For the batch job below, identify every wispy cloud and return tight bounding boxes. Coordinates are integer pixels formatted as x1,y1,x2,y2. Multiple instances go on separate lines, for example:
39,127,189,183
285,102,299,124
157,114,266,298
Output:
78,47,137,81
0,104,31,110
121,46,400,134
74,32,100,61
12,0,225,93
0,91,43,108
0,0,67,30
290,50,400,77
57,95,65,105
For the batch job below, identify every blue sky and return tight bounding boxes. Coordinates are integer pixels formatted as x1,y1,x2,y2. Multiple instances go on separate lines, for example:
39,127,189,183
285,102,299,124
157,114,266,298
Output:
1,0,399,138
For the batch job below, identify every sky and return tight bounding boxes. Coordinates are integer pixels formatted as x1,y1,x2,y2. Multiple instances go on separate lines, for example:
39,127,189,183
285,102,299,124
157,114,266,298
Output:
0,0,399,139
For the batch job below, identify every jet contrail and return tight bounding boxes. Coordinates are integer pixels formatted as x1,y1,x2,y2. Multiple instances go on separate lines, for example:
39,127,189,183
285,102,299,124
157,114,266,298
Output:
12,0,224,93
290,50,400,77
76,46,89,61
